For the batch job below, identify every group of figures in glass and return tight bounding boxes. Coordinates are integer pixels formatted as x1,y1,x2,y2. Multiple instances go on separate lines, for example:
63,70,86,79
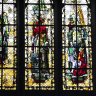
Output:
67,17,88,83
66,5,89,83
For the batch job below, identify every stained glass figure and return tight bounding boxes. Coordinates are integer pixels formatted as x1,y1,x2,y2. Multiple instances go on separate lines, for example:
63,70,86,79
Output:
31,17,50,82
0,12,10,66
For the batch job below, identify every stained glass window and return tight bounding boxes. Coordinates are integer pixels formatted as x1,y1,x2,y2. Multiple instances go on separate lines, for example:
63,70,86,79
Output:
0,0,17,90
62,0,93,90
25,0,54,90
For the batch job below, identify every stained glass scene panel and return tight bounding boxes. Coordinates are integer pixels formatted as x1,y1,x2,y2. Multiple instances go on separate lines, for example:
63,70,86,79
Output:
62,0,93,90
25,0,54,90
0,1,17,90
62,40,93,90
